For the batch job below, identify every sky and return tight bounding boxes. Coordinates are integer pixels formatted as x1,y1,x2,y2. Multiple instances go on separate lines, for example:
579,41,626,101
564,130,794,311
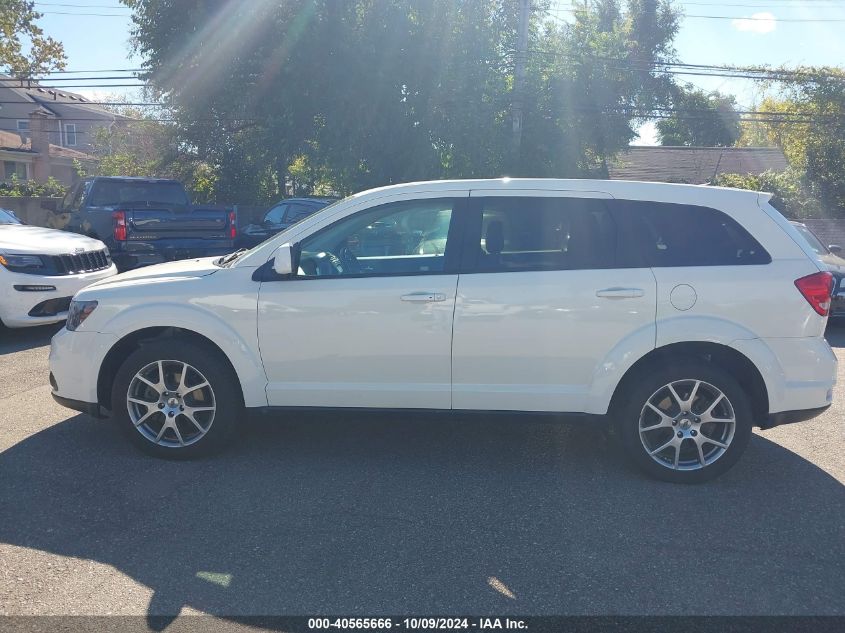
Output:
31,0,845,145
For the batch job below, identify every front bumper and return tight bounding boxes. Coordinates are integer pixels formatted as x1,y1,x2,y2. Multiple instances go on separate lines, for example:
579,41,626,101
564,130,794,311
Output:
49,327,118,409
51,391,105,418
0,265,117,328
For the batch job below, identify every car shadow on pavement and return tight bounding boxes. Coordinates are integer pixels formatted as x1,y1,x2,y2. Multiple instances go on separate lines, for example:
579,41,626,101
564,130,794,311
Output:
0,412,843,624
0,323,62,355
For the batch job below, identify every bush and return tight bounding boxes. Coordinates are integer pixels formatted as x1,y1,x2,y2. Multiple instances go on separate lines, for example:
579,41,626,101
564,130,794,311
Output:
712,168,827,219
0,175,67,198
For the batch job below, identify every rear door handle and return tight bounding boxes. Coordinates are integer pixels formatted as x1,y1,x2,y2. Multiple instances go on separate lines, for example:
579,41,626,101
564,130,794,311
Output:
596,287,645,299
401,292,447,303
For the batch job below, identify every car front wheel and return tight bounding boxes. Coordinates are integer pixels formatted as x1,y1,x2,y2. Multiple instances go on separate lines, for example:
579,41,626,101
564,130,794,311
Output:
111,338,243,458
615,360,753,483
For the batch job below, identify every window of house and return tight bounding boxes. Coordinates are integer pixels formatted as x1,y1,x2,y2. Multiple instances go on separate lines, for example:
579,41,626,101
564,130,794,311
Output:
64,123,77,147
3,161,27,181
16,120,30,132
468,197,618,272
297,198,457,277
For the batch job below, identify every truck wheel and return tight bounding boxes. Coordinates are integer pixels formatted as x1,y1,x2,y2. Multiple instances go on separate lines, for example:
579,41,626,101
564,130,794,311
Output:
111,338,243,458
614,360,753,483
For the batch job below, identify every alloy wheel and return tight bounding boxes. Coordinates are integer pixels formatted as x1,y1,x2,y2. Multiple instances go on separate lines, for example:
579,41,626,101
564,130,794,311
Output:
638,379,736,471
126,360,216,448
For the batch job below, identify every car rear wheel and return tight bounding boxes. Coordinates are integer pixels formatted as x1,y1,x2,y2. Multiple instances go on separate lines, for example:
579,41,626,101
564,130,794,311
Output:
615,360,753,483
111,338,243,458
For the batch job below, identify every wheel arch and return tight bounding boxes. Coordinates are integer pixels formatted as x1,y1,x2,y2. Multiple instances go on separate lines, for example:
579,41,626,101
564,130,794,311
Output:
97,326,257,411
608,341,769,424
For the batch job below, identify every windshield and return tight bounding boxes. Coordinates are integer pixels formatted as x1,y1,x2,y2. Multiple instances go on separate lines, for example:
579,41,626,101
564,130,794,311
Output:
88,180,190,207
0,208,22,225
794,224,828,255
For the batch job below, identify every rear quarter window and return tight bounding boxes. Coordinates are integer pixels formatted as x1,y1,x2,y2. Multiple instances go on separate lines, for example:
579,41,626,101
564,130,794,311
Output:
611,200,771,267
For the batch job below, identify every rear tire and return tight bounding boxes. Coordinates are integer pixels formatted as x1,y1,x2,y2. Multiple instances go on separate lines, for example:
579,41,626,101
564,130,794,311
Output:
613,359,753,483
111,338,243,458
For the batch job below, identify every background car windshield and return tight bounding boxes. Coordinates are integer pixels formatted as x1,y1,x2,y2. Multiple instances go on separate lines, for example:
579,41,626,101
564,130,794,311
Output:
88,181,189,207
0,209,22,224
794,225,829,255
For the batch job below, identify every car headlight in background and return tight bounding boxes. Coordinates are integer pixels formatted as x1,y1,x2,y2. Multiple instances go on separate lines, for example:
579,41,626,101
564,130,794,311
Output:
0,254,45,269
66,300,98,331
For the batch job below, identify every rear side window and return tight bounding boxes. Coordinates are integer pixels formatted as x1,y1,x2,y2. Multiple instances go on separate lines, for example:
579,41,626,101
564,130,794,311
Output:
613,201,771,267
467,196,617,272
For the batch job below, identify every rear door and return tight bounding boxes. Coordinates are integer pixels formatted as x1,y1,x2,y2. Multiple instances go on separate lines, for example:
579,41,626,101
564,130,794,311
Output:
451,190,657,414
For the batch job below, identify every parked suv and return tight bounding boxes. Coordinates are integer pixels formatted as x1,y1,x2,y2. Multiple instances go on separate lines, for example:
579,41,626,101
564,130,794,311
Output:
49,179,836,482
238,197,338,249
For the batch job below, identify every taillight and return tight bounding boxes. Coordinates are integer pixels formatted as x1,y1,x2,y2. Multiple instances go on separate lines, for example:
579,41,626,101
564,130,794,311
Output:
112,210,127,241
795,271,834,316
228,210,237,239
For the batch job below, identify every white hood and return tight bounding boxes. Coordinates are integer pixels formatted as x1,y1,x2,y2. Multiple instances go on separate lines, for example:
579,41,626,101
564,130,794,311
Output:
0,225,106,255
85,256,220,290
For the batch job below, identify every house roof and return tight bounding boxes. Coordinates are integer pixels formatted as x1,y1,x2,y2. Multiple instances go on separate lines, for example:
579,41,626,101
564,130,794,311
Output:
609,146,789,184
0,129,94,161
0,74,128,119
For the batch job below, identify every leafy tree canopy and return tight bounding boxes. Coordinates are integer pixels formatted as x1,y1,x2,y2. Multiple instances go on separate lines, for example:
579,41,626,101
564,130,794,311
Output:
0,0,65,75
123,0,679,202
656,84,740,146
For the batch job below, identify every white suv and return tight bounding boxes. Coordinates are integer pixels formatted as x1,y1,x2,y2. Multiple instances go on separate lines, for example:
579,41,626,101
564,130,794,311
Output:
49,179,837,482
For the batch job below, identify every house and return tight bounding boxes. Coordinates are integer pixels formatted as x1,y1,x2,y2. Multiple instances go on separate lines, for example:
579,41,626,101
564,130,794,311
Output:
0,124,94,187
609,146,789,184
0,74,126,185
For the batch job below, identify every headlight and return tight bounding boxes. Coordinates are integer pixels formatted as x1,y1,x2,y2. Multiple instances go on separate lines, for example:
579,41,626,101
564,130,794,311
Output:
0,254,45,269
66,300,98,331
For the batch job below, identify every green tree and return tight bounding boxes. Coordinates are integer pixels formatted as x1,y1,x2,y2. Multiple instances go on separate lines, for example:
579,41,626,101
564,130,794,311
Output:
735,69,845,216
123,0,679,200
656,85,740,146
0,0,65,75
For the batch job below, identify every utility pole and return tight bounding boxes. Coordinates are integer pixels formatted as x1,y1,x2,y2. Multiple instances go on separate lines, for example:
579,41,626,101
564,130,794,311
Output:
512,0,531,170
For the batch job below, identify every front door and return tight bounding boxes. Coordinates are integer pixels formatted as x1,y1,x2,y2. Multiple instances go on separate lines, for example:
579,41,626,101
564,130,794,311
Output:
257,195,467,409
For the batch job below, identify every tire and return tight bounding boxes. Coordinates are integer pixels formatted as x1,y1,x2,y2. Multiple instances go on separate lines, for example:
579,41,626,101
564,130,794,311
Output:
613,359,753,484
111,338,243,458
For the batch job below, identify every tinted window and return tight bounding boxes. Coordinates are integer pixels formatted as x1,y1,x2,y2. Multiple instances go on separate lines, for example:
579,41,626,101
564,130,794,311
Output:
613,201,770,267
264,204,288,226
88,180,189,207
283,203,318,224
298,198,456,277
468,197,617,272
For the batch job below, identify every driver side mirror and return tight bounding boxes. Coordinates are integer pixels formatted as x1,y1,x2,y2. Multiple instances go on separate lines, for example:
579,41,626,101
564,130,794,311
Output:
829,244,842,255
273,243,294,276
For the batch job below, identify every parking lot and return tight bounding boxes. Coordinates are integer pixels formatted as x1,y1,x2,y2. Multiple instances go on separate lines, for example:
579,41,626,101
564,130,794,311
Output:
1,324,844,619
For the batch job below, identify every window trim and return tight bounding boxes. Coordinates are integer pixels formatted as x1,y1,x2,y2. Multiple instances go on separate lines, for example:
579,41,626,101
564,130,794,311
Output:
460,195,620,274
263,197,469,282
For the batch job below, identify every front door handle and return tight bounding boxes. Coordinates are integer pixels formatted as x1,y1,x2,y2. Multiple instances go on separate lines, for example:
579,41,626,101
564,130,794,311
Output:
401,292,447,303
596,287,645,299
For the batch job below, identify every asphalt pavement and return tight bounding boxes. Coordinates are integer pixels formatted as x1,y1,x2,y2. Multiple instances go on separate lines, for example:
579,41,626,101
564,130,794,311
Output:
1,323,843,621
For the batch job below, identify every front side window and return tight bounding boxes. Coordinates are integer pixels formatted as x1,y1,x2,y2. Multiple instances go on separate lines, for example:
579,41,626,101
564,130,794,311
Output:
283,203,318,224
297,198,456,277
467,196,617,272
613,201,771,267
263,204,288,226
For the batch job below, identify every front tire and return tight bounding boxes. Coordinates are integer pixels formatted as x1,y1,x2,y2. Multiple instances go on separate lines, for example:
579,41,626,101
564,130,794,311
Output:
614,359,753,483
111,338,243,458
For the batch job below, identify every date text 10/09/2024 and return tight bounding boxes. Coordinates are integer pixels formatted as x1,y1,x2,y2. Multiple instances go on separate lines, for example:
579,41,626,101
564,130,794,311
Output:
307,618,528,630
